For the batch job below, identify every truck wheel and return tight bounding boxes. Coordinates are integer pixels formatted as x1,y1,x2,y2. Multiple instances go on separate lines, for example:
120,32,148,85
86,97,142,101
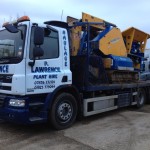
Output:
50,93,77,130
136,88,146,108
146,87,150,104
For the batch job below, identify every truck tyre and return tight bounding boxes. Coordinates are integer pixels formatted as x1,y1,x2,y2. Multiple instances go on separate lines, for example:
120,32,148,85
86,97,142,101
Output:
50,93,77,130
136,88,146,108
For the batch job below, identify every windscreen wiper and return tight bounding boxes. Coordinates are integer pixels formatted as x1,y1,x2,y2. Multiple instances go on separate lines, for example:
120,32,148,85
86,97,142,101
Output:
0,56,21,63
0,58,9,64
0,44,14,46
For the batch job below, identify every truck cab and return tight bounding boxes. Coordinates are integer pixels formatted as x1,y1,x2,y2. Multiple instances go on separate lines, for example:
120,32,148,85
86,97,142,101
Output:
0,16,75,128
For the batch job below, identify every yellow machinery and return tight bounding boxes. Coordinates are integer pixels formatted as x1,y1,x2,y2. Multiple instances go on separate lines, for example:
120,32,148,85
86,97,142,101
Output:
67,16,82,56
99,28,127,57
83,12,127,57
68,12,127,57
68,12,150,70
122,27,150,70
67,12,107,56
67,12,150,83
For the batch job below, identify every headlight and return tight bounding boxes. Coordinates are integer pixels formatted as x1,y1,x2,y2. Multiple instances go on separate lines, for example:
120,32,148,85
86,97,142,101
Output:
9,99,25,107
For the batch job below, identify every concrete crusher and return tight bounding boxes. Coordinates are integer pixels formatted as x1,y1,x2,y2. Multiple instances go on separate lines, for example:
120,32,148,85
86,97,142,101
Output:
67,12,150,83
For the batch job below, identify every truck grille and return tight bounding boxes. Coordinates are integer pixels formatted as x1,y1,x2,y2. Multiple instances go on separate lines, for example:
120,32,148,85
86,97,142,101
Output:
0,86,11,90
0,74,13,91
0,74,13,83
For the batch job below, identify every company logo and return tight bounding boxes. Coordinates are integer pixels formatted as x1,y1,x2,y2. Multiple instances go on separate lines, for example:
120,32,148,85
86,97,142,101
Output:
0,65,9,73
62,30,68,67
31,61,60,73
110,37,120,44
31,67,60,73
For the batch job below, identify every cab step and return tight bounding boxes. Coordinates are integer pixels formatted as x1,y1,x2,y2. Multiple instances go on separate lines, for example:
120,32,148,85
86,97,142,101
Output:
29,102,44,107
29,117,44,122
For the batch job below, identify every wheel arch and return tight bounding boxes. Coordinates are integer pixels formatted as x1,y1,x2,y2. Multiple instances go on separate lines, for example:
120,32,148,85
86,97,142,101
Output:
45,85,82,115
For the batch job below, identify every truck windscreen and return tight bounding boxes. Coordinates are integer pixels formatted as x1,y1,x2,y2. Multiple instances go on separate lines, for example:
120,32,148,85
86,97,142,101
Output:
0,25,26,64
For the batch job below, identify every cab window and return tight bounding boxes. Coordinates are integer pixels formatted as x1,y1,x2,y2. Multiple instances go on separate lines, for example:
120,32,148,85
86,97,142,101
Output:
30,27,59,59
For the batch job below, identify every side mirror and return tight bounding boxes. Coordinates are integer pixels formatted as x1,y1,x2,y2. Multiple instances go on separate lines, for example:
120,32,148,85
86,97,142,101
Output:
28,47,44,67
34,27,44,45
28,27,44,67
33,27,44,57
33,47,44,58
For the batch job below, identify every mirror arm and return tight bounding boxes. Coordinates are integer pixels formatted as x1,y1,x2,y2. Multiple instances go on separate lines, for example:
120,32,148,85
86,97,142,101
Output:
28,58,35,67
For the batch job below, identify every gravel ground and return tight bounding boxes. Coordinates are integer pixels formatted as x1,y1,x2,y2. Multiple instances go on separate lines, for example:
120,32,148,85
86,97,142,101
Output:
0,105,150,150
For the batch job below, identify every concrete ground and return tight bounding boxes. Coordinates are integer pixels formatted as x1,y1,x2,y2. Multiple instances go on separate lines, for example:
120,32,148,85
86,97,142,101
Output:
1,105,150,150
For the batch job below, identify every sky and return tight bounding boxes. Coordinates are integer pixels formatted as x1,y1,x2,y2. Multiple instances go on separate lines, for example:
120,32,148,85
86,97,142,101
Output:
0,0,150,48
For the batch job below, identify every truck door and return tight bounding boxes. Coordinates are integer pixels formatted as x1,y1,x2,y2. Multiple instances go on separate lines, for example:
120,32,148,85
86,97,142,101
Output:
26,26,68,95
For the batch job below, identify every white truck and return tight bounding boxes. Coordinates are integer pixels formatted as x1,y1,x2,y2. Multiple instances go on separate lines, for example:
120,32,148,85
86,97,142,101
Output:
0,16,150,130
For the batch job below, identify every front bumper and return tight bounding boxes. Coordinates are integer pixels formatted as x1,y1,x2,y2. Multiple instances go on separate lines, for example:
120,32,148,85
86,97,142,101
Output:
0,95,47,124
0,107,30,124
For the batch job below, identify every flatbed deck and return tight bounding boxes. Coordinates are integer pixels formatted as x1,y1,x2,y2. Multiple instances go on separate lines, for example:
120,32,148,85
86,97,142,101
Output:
82,80,150,91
